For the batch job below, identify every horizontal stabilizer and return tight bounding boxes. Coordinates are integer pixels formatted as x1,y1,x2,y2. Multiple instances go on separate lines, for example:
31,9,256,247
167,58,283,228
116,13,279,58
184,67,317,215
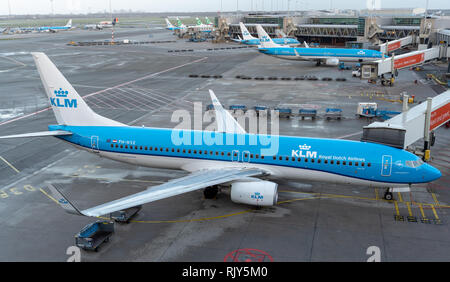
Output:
0,130,72,139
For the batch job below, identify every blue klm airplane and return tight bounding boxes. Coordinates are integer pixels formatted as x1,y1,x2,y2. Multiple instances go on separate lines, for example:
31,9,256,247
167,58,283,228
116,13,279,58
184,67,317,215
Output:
37,19,72,32
256,24,384,66
0,53,440,217
233,22,300,46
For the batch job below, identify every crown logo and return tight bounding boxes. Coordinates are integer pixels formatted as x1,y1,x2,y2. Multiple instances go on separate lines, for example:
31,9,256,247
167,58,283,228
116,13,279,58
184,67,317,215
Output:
54,88,68,97
299,144,311,150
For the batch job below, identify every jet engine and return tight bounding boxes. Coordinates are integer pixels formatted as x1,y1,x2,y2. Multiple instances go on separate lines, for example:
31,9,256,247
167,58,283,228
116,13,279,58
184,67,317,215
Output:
325,58,339,66
230,180,278,207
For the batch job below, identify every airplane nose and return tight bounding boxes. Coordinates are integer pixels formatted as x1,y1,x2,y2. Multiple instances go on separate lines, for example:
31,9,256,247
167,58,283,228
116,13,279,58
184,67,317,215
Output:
424,163,441,182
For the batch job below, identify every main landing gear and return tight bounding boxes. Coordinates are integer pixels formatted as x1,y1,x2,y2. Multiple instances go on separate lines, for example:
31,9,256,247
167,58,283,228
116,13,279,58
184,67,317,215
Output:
203,185,219,199
384,188,394,201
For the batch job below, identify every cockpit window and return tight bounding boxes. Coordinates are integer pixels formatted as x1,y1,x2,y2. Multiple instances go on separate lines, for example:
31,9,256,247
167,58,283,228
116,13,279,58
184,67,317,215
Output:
405,159,424,168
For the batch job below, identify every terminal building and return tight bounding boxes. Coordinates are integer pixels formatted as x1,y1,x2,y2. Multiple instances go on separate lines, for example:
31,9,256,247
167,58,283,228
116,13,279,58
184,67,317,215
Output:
218,10,450,47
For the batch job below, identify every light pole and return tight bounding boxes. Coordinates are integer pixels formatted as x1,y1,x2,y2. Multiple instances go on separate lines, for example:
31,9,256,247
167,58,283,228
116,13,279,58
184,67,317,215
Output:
7,0,11,17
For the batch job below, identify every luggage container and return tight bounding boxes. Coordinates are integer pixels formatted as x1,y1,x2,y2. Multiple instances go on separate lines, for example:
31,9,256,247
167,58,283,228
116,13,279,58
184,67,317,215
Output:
324,108,342,120
75,220,114,252
274,107,292,118
110,206,142,223
299,109,317,120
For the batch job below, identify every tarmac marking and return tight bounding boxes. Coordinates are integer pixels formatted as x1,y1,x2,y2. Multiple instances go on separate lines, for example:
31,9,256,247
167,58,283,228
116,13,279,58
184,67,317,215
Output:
406,202,413,217
0,155,20,173
39,188,59,204
430,205,440,220
418,204,427,219
397,192,403,202
394,201,400,216
0,56,208,127
431,191,440,207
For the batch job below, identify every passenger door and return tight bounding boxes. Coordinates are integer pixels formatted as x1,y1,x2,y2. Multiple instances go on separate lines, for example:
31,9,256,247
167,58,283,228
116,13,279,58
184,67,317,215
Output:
381,155,392,176
91,136,99,153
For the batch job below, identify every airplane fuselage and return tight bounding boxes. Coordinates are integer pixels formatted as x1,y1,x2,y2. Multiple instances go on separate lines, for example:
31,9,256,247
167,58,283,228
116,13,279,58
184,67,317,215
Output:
49,125,441,188
258,47,384,62
240,38,300,46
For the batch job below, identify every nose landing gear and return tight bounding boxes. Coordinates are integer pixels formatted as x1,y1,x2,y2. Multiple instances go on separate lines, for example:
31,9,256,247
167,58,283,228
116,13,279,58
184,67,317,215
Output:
384,188,394,200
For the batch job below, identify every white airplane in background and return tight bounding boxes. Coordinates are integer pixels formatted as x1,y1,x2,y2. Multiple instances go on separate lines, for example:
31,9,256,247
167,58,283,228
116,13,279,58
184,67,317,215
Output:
0,53,441,217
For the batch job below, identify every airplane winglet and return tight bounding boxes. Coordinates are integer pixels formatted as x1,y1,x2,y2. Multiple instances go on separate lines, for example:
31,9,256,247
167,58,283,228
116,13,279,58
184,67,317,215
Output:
47,184,86,216
304,42,310,48
209,90,246,134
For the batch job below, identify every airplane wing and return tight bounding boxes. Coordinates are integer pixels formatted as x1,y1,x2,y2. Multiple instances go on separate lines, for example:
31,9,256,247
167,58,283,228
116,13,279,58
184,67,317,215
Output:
47,167,266,217
209,89,246,134
0,130,72,139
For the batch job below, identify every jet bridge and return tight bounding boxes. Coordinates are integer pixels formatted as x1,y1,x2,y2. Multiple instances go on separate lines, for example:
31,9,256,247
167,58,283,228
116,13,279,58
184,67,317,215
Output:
360,45,448,84
362,90,450,160
378,35,415,54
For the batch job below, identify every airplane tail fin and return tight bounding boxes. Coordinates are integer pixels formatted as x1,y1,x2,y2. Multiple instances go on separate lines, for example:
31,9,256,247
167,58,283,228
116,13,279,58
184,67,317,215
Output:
205,17,212,25
256,24,281,48
239,22,256,41
176,17,185,28
196,17,203,26
65,19,72,28
165,18,174,28
31,52,124,127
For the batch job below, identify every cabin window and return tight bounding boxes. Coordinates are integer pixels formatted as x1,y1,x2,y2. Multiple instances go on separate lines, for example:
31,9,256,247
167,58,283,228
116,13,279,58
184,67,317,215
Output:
324,160,327,164
210,151,213,155
120,145,123,149
279,156,282,161
115,144,119,148
292,157,295,161
234,152,238,157
261,156,264,159
221,152,224,156
305,159,308,162
177,149,180,153
336,161,340,165
111,144,114,148
194,150,197,154
149,147,152,150
250,154,253,158
227,152,231,156
166,148,169,152
140,146,143,150
297,158,301,162
135,146,138,150
160,148,163,151
255,155,259,159
355,162,359,166
145,146,148,150
317,159,321,164
343,161,346,165
215,151,218,155
199,150,202,154
311,159,315,163
188,150,191,153
349,162,352,166
273,156,276,160
125,145,128,149
204,150,207,154
330,160,334,164
368,163,371,167
361,162,365,167
245,154,248,158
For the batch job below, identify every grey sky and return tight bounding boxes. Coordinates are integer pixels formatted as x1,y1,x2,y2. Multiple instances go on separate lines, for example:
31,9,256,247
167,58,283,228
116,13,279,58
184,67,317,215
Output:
1,0,448,15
